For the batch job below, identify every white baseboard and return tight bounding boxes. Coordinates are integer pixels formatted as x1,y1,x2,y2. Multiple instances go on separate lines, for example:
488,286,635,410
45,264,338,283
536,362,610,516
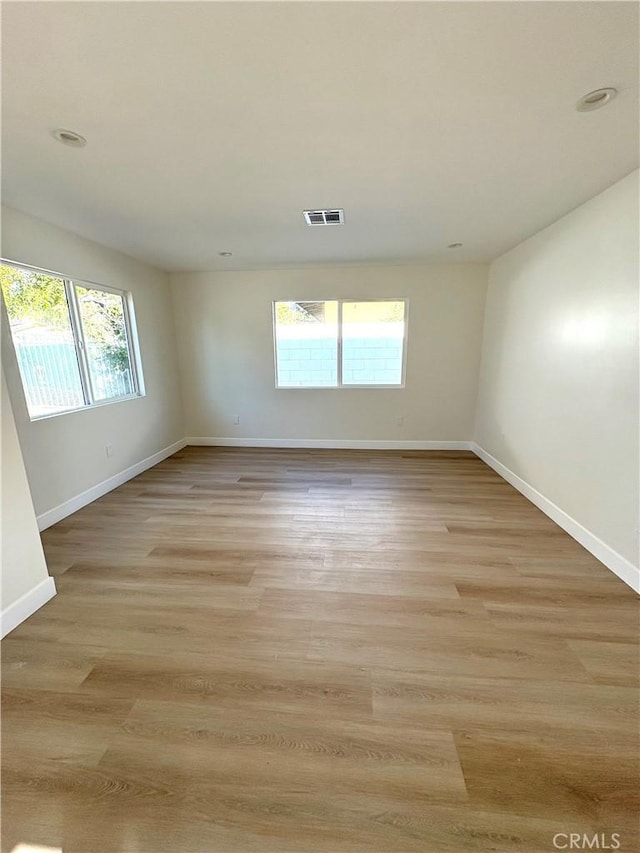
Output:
186,437,473,450
37,438,187,531
471,442,639,594
32,434,636,593
1,577,57,639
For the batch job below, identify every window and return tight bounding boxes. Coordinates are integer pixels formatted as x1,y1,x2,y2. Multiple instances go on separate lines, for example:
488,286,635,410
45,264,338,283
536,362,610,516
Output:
273,299,407,388
0,262,142,419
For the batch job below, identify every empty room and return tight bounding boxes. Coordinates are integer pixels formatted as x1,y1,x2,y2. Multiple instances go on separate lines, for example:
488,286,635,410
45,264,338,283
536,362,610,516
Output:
1,1,638,852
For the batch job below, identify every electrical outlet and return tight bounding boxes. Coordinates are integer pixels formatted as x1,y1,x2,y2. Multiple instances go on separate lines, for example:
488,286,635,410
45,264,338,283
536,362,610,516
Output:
232,415,240,425
397,416,405,427
105,444,114,458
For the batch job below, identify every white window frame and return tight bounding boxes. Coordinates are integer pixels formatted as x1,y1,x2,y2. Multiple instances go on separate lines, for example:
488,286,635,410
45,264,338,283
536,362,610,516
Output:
273,298,409,389
1,259,145,420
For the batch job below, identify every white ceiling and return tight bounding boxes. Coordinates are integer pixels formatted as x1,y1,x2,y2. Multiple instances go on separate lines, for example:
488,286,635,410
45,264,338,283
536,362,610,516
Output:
2,1,638,272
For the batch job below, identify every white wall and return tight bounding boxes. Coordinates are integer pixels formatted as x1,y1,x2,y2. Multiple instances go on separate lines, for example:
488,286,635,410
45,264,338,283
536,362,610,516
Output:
170,264,488,445
1,368,55,636
1,205,185,523
475,170,639,583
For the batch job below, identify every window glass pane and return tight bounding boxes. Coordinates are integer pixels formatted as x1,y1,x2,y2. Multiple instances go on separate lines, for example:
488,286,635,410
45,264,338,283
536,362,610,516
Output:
0,264,85,417
274,301,338,387
75,285,135,401
342,300,405,386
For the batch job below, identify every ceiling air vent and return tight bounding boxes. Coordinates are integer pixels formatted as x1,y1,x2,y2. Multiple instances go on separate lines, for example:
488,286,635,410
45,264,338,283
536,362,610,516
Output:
303,209,345,226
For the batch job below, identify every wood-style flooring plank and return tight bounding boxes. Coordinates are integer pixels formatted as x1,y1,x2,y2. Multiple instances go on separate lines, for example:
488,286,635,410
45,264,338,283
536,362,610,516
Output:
2,446,638,852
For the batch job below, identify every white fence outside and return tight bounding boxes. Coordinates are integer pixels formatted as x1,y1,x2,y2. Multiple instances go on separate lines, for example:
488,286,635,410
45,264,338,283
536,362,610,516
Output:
276,322,404,387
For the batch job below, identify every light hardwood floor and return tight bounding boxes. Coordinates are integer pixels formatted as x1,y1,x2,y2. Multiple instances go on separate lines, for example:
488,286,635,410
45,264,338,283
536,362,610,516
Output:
2,448,638,852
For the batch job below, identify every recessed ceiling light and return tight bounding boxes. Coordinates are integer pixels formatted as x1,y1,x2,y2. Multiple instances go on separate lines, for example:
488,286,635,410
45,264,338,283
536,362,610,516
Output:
576,88,617,112
52,129,87,147
447,242,463,249
219,251,232,257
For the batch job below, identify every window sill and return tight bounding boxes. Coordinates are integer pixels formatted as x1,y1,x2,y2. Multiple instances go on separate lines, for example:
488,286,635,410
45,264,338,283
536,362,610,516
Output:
275,384,406,390
28,393,145,422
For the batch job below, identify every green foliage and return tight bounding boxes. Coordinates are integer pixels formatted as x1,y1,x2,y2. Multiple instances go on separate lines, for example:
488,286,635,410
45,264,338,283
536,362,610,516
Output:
77,288,130,376
1,265,130,376
276,300,404,326
382,302,405,323
0,265,69,329
276,302,316,324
